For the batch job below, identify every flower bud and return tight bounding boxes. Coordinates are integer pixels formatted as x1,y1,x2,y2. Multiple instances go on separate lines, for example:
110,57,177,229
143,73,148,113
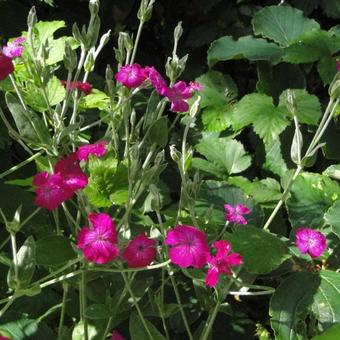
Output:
89,0,100,16
84,48,95,72
170,145,182,163
27,6,37,28
63,41,77,72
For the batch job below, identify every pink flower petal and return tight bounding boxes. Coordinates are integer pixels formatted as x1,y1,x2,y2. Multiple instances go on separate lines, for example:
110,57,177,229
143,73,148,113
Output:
76,141,108,161
115,63,147,88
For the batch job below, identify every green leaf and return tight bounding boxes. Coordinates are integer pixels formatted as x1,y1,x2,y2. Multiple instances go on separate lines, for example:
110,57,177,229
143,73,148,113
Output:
8,236,36,289
195,180,263,229
79,89,110,111
283,30,340,64
264,139,289,177
207,35,283,67
228,176,282,206
84,156,129,208
5,92,51,146
313,323,340,340
129,312,166,340
279,89,322,125
72,321,99,340
226,227,290,274
232,93,289,144
196,70,238,108
312,270,340,330
201,106,233,132
252,5,320,46
321,0,340,19
195,138,251,177
0,316,55,340
147,117,168,147
256,62,305,101
47,36,79,65
318,57,338,85
35,20,66,43
85,304,112,319
35,235,76,266
324,200,340,238
270,272,320,340
286,172,340,229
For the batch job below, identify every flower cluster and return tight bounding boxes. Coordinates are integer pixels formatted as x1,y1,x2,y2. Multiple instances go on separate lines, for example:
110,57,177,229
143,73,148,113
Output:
115,63,203,113
33,141,108,210
76,213,157,266
0,37,25,81
165,225,243,287
61,80,93,96
224,203,251,225
295,227,327,258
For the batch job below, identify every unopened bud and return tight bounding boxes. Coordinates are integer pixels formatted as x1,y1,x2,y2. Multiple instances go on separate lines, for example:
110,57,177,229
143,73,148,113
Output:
64,41,77,72
174,21,183,43
170,145,182,163
89,0,100,16
84,48,95,72
27,6,37,28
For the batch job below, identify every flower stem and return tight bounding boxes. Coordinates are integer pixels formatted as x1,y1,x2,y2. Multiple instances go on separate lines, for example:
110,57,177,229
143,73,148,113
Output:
130,20,144,64
121,271,153,339
80,270,89,340
10,233,19,286
169,274,194,340
58,282,69,338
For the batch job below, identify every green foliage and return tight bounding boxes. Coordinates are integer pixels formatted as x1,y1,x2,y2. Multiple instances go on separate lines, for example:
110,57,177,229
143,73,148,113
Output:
313,323,340,340
270,272,320,340
129,312,167,340
226,227,291,274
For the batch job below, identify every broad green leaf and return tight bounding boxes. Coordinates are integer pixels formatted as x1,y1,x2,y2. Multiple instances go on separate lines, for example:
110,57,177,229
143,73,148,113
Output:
195,180,263,229
79,89,110,111
207,35,283,67
228,176,282,206
324,200,340,238
252,5,320,46
201,106,232,132
195,138,251,177
232,93,289,144
323,164,340,180
35,235,76,266
5,92,51,146
286,172,340,229
264,139,289,177
256,62,305,101
0,317,55,340
270,272,320,340
195,71,238,108
313,323,340,340
312,270,340,330
47,36,79,65
279,89,322,125
147,117,168,147
226,227,290,274
283,30,340,64
129,312,166,340
318,56,338,85
85,304,112,319
321,0,340,19
8,236,36,289
35,20,66,43
84,156,129,208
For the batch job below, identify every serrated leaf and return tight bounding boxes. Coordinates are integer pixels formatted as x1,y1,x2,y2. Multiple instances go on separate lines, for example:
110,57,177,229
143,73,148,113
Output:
207,35,283,67
252,5,320,46
270,272,320,340
264,139,289,177
226,227,290,274
283,30,340,64
317,57,338,85
195,138,251,177
47,36,79,65
312,270,340,330
286,172,340,229
279,89,322,125
35,20,66,43
201,106,232,132
79,89,110,111
232,93,290,144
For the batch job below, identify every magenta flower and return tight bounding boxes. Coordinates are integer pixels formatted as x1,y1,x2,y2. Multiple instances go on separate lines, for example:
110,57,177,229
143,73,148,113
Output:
295,228,327,258
205,240,243,288
33,172,73,211
77,213,119,264
164,81,192,113
0,54,14,81
115,63,147,88
0,335,12,340
122,233,157,268
144,66,168,95
111,330,125,340
224,203,251,225
189,81,203,92
61,80,92,96
76,141,108,162
2,37,25,59
165,225,209,268
54,153,88,191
